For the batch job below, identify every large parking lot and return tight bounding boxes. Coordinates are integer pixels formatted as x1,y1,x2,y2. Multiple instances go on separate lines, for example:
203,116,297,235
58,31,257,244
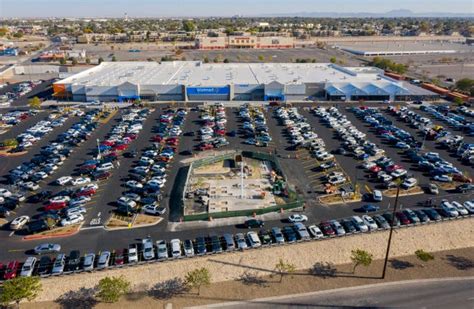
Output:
0,101,473,279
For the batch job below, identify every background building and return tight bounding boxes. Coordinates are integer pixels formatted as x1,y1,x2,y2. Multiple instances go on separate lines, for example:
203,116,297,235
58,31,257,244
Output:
195,35,294,49
53,61,436,102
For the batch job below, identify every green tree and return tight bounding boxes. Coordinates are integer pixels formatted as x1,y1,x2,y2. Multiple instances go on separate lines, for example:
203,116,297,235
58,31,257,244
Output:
223,58,230,63
182,20,196,32
213,57,219,63
330,57,337,64
258,55,265,61
0,27,8,37
453,97,464,106
71,58,78,65
28,97,41,109
274,259,296,283
350,249,373,273
184,267,211,295
203,56,209,63
455,78,474,95
415,249,434,266
2,138,18,147
0,276,42,307
85,57,91,64
111,56,117,62
59,57,66,65
98,57,104,64
96,276,130,303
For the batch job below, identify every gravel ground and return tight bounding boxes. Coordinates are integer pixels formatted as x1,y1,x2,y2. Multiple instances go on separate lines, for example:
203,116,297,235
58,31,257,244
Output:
29,217,474,303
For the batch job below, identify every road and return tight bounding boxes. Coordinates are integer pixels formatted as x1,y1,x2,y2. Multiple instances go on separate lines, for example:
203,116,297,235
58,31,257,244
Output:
198,277,474,309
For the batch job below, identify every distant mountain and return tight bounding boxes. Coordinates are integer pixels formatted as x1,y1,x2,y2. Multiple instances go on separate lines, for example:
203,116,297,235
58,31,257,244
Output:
261,9,474,18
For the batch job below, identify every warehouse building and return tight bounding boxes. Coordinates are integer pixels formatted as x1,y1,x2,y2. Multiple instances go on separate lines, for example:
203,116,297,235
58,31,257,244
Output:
334,41,472,56
53,61,437,102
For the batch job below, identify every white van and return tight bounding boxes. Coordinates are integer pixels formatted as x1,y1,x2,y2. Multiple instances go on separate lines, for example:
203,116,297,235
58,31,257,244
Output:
20,257,37,277
170,239,182,258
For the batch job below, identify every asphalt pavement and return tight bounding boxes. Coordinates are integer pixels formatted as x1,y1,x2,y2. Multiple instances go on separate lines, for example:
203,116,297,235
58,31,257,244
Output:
0,103,473,263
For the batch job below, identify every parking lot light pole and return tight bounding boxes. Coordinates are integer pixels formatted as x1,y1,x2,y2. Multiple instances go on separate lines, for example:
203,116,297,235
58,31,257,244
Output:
96,138,101,159
381,183,401,279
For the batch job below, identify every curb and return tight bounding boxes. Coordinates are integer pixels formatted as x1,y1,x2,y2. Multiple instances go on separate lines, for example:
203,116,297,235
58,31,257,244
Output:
22,225,82,241
103,217,163,231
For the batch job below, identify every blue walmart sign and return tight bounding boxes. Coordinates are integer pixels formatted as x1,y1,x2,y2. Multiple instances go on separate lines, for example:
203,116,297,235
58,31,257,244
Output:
187,86,229,95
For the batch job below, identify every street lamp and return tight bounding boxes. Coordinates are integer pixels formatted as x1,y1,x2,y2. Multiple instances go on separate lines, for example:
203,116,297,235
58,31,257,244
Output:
96,138,101,159
381,181,401,279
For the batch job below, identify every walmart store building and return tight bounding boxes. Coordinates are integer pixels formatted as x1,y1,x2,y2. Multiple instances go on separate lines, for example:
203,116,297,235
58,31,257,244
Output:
53,61,437,102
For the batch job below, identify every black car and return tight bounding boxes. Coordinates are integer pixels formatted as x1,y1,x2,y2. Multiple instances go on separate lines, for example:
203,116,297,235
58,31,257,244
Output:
382,212,400,227
179,150,193,156
124,151,137,158
456,184,474,193
0,206,10,217
413,209,429,223
209,235,222,253
259,230,272,245
340,218,357,233
422,208,442,221
26,219,49,234
37,256,51,275
67,250,81,271
282,226,297,243
29,190,53,203
183,131,195,137
195,237,207,255
244,219,264,229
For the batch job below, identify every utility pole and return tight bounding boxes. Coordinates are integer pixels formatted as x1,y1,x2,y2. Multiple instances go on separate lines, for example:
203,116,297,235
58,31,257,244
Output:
381,183,401,279
96,138,101,159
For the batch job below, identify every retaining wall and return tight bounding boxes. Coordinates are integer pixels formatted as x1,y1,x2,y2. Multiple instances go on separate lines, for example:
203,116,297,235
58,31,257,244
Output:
35,217,474,302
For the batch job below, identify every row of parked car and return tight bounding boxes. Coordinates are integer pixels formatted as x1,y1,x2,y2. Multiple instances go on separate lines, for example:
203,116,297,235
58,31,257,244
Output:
15,112,69,151
0,110,34,132
421,105,473,135
314,106,412,189
387,106,474,167
239,105,272,147
0,110,100,227
2,201,473,280
197,104,229,151
117,108,187,215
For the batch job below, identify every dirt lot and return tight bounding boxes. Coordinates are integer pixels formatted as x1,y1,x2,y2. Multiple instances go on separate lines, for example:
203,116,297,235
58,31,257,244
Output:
26,218,474,304
23,246,474,309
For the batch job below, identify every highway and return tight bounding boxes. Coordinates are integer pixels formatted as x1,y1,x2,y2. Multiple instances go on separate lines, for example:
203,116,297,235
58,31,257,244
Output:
198,277,474,309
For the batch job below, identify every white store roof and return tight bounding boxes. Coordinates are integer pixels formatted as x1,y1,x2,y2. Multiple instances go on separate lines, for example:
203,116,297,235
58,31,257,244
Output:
56,61,395,87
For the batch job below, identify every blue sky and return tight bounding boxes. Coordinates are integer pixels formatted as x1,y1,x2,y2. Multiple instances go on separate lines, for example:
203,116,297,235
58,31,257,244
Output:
1,0,472,17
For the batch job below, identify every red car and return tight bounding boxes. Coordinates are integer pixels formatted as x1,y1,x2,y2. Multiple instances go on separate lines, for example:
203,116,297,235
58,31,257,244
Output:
152,135,163,142
75,188,96,197
101,140,115,146
453,174,472,183
395,211,411,225
199,143,214,151
386,164,403,173
114,144,128,151
124,133,137,140
215,129,226,136
3,261,19,280
319,222,336,236
166,138,179,146
269,101,279,106
369,165,382,173
114,249,125,265
93,171,111,181
45,203,67,211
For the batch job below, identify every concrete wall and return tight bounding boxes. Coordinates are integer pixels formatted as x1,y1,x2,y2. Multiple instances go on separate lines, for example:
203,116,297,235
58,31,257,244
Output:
35,218,474,302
